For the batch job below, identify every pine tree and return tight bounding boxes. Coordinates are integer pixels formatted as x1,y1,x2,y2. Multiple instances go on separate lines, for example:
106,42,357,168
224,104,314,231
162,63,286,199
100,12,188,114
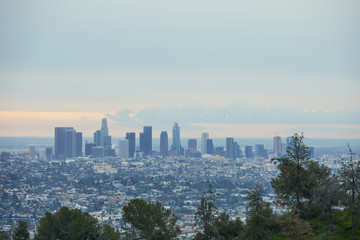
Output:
100,224,121,240
122,199,180,240
244,184,273,240
12,220,29,240
0,231,9,240
279,209,314,240
34,206,100,240
271,133,312,210
193,186,218,240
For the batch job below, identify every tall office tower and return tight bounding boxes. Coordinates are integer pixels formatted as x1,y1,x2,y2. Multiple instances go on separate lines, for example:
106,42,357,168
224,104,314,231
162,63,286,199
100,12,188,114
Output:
85,142,96,156
286,136,293,149
65,128,76,158
206,139,214,154
273,136,282,157
245,146,253,158
188,139,197,152
255,144,265,158
140,126,152,155
100,118,111,147
94,130,101,146
29,146,36,159
233,142,240,159
76,132,82,157
119,139,129,158
55,127,67,160
125,132,136,157
45,147,53,160
226,137,234,158
160,131,168,157
171,122,181,156
201,133,209,154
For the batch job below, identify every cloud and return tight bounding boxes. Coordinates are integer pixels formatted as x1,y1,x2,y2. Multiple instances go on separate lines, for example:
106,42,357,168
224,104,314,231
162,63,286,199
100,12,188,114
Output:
106,104,360,131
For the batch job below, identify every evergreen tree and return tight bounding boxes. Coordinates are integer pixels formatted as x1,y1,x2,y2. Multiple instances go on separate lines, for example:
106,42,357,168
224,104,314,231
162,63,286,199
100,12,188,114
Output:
0,231,8,240
122,199,180,240
193,187,218,239
12,220,29,240
279,209,313,240
310,174,343,224
100,224,121,240
339,145,360,240
271,133,312,210
244,184,273,240
213,213,244,240
34,206,100,240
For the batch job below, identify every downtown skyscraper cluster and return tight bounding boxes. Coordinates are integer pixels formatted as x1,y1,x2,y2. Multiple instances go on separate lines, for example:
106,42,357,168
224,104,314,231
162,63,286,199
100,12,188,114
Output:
54,127,82,160
54,118,314,160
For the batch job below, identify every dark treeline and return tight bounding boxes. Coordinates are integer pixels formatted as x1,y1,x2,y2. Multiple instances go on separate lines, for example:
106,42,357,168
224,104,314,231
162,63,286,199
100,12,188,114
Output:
1,134,359,240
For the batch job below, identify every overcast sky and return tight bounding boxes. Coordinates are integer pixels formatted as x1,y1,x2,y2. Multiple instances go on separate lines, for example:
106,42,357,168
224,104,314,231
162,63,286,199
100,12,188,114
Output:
0,0,359,138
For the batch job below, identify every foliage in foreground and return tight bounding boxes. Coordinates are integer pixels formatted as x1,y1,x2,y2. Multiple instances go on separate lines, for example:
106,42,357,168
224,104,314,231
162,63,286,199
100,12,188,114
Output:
122,198,181,240
34,206,120,240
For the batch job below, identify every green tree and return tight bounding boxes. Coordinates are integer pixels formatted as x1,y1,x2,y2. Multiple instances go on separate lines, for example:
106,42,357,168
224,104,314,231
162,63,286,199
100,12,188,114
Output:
279,209,313,240
100,224,121,240
310,174,343,224
244,184,273,240
271,133,334,216
34,206,100,240
122,199,180,240
12,220,29,240
0,231,8,240
339,145,360,240
193,187,218,239
213,213,244,240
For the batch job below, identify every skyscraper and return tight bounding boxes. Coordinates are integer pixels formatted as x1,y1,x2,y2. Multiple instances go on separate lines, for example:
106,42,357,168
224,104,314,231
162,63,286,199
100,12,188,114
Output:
100,118,111,147
55,127,82,160
125,132,136,157
76,132,82,157
245,146,253,158
140,126,152,155
94,130,101,146
201,133,209,154
160,131,168,157
55,127,67,160
171,122,181,156
85,142,96,156
65,128,76,158
206,139,214,154
119,139,129,158
226,137,234,159
188,139,197,152
273,136,282,157
255,144,266,158
45,147,53,161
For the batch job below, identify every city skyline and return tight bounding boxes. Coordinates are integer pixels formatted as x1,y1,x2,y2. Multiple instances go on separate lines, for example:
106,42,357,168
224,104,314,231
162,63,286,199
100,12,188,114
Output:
1,0,359,138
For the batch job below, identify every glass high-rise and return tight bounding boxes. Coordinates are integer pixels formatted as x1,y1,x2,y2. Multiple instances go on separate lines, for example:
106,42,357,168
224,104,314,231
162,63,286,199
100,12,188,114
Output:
201,133,209,154
125,132,136,157
160,131,168,157
171,122,181,156
140,126,152,156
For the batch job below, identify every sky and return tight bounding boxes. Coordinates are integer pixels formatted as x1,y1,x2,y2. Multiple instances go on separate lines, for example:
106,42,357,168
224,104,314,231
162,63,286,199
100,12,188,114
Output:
0,0,359,139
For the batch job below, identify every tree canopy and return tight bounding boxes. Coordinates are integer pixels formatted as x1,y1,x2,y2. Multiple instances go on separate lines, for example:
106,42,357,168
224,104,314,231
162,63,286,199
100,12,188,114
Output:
34,206,101,240
122,199,181,240
12,220,29,240
244,184,273,240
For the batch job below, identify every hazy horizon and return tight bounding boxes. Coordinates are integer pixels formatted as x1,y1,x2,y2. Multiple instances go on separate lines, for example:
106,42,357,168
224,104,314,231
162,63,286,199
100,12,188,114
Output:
1,0,359,138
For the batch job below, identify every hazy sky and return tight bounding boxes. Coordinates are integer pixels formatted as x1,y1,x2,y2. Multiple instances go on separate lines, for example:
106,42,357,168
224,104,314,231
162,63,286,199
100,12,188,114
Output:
1,0,359,138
